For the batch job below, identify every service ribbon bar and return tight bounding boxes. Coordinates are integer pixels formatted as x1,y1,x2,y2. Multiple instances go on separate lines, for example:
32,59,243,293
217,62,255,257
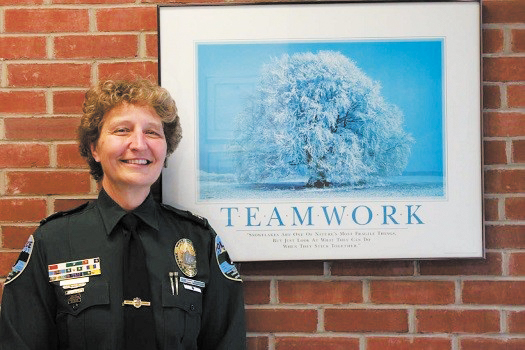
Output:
48,257,101,282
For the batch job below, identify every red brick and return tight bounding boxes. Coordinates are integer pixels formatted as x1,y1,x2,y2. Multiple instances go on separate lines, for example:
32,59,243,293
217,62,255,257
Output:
6,171,90,195
4,9,89,33
96,7,157,32
325,309,408,333
485,169,525,194
245,309,317,333
241,261,324,276
461,338,525,350
247,337,268,350
508,310,525,333
53,198,91,212
506,197,525,220
512,29,525,52
419,253,502,276
483,84,501,109
331,260,414,276
484,140,507,165
417,309,499,333
0,36,46,59
463,281,525,305
0,144,49,168
484,57,525,82
5,117,80,141
484,198,499,221
276,337,359,350
370,281,454,305
509,252,525,276
55,35,138,59
2,226,36,249
8,63,91,87
146,34,158,58
0,252,22,277
483,29,504,54
279,280,362,304
0,91,46,114
98,61,157,82
367,337,451,350
508,85,525,108
483,0,525,24
53,90,85,114
53,0,131,3
513,140,525,163
486,225,525,249
484,112,525,137
57,143,88,168
0,0,43,4
0,199,47,222
244,281,270,305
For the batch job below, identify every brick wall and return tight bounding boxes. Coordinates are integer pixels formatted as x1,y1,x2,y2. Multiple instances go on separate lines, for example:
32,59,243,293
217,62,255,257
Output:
0,0,523,349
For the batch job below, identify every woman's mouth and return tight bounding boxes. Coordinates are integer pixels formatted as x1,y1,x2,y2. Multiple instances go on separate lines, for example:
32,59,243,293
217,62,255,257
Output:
122,159,151,165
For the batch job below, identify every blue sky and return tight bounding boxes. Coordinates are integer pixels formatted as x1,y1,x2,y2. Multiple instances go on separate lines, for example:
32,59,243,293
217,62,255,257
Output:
197,40,444,175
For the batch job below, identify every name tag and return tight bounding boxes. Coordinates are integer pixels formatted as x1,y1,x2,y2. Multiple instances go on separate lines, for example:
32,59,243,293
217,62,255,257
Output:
180,276,205,288
60,277,89,287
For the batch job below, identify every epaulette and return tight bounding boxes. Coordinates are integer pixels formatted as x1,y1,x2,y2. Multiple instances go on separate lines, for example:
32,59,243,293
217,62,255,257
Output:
160,203,209,228
39,202,90,226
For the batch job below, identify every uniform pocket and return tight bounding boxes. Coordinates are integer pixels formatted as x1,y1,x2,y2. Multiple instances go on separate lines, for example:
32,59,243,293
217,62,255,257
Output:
161,279,203,349
55,279,110,349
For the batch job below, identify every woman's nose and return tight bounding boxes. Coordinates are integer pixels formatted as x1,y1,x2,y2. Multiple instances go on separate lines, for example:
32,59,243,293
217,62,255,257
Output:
129,130,147,150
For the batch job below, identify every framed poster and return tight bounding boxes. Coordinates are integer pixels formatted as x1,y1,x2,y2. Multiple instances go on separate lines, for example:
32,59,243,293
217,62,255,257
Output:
159,1,483,261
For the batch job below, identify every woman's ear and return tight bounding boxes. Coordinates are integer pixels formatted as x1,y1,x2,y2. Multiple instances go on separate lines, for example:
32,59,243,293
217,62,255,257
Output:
91,143,100,162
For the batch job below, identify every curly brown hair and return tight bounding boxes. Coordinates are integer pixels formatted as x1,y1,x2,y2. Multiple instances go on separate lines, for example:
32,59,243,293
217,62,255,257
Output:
78,79,182,181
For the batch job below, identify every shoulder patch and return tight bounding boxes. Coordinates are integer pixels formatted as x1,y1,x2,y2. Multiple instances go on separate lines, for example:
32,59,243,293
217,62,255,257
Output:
215,235,242,282
40,202,89,226
5,235,34,285
161,204,209,228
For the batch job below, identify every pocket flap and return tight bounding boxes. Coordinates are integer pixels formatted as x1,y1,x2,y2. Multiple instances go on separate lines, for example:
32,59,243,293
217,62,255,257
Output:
56,279,109,316
161,280,202,315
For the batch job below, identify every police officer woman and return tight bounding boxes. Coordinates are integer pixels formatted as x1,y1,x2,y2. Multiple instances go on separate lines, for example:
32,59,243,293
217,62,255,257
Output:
0,79,246,350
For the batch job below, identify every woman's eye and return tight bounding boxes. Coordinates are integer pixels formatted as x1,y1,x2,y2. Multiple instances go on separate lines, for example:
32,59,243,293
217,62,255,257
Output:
146,130,163,137
114,128,129,134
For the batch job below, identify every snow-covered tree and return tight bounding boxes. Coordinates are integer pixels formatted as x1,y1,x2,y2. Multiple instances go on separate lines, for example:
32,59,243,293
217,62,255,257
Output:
232,51,413,188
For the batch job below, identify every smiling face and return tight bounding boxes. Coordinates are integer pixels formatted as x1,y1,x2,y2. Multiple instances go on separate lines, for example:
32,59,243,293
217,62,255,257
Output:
91,103,167,198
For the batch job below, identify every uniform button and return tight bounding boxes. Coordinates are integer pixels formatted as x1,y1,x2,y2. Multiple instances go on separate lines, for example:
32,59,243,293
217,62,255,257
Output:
72,304,79,311
190,304,195,311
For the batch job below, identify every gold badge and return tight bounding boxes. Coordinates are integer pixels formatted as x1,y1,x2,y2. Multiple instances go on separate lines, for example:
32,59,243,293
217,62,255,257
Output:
174,239,197,277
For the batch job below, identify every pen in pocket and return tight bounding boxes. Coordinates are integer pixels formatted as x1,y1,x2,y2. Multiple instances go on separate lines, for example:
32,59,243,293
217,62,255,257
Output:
169,271,179,295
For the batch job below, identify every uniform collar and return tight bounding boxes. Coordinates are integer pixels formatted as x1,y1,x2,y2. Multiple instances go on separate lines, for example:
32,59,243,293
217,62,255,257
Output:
97,189,160,236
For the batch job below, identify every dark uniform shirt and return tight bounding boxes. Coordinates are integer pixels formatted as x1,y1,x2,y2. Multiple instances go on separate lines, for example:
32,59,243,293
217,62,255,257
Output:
0,190,246,350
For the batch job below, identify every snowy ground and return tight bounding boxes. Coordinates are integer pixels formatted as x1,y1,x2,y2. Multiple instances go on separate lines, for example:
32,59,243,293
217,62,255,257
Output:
198,172,444,201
